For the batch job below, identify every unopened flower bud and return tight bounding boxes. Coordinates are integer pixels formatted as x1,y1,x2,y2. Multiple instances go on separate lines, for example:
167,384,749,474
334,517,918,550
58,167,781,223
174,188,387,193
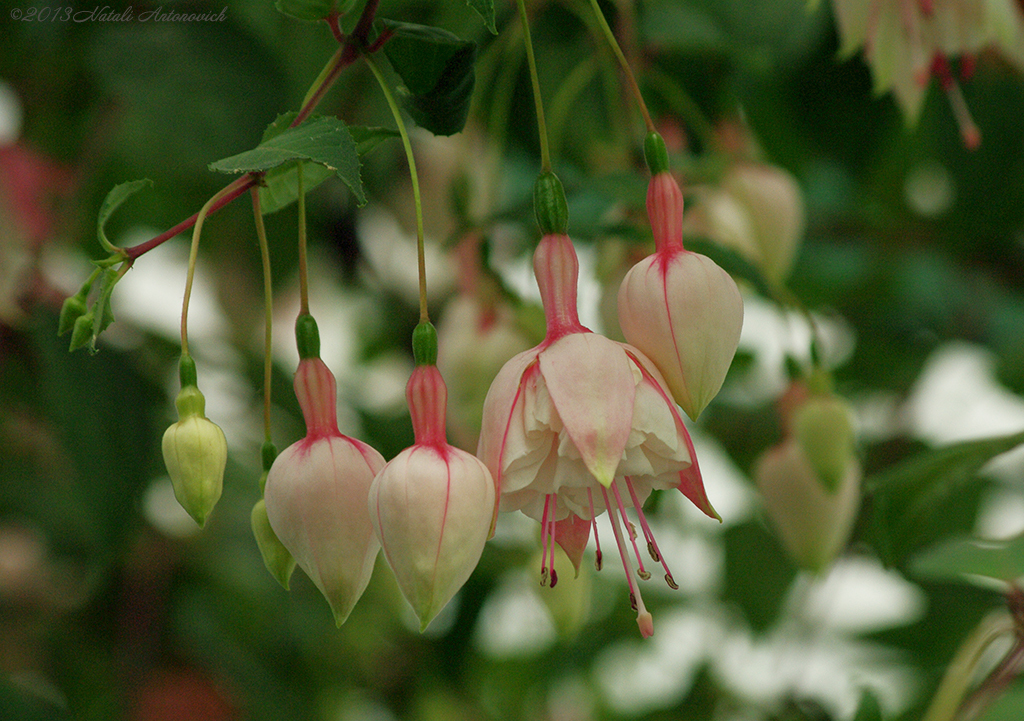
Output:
58,292,89,336
161,369,227,527
618,172,744,420
369,364,495,631
792,395,856,494
69,311,95,352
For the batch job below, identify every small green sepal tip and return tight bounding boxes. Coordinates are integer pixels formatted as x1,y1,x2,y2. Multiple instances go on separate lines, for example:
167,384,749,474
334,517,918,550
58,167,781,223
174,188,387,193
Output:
533,172,569,236
295,313,321,360
412,322,438,366
644,132,670,176
178,353,199,389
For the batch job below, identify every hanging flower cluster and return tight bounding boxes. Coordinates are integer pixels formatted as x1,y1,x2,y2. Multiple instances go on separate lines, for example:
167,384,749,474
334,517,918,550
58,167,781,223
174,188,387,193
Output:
477,169,738,636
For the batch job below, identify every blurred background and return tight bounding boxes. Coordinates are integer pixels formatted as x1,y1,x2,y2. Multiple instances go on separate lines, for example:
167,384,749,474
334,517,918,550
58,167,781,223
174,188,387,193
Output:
2,0,1024,719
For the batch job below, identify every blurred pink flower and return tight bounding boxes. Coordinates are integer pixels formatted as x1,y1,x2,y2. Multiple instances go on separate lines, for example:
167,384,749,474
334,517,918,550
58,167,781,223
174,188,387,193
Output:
832,0,1024,148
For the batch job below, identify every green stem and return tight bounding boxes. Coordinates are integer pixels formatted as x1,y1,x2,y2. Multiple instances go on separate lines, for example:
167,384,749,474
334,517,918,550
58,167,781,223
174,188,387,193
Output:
363,53,429,323
515,0,553,173
296,164,309,316
585,0,654,133
180,183,236,355
251,186,274,443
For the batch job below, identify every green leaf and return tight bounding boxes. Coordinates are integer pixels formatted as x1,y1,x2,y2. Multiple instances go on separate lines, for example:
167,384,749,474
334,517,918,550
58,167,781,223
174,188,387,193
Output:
209,115,364,205
254,113,335,214
911,534,1024,586
863,431,1024,567
97,179,152,254
274,0,337,22
379,20,477,136
465,0,497,34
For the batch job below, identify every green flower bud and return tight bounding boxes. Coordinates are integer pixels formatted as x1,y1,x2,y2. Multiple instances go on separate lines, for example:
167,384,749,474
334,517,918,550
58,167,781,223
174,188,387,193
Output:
295,313,321,360
58,292,89,336
161,384,227,526
69,311,95,352
792,396,856,494
252,498,296,590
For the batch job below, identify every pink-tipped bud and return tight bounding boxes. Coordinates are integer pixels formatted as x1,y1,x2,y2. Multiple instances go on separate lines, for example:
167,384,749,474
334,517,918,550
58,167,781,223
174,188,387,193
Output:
369,365,496,630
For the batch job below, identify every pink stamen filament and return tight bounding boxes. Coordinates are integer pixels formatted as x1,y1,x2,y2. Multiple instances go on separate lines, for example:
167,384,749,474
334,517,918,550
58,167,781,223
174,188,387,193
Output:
625,478,679,590
612,482,651,581
601,485,654,637
540,494,552,586
587,488,603,571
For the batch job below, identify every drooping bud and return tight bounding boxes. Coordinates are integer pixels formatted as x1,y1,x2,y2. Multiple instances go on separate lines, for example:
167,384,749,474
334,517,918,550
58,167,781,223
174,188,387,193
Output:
618,171,744,420
264,318,385,626
161,355,228,526
369,364,495,631
58,290,89,336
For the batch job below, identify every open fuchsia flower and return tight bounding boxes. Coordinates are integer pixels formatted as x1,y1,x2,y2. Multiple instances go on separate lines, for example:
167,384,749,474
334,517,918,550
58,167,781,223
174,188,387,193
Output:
369,324,495,631
618,134,744,422
478,174,720,637
263,315,385,626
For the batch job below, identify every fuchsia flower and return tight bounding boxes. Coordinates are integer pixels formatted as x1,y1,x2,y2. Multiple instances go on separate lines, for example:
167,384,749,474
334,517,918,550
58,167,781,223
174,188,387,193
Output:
264,353,385,626
369,356,495,631
478,232,719,637
618,170,744,421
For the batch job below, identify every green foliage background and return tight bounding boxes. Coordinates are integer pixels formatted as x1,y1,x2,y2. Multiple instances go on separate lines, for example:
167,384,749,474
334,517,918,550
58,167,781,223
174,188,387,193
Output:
2,1,1024,720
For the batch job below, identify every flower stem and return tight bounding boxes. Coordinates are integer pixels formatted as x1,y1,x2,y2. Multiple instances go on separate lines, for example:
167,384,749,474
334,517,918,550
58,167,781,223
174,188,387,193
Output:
515,0,553,173
296,165,310,316
363,53,429,323
251,186,274,442
180,183,237,355
124,175,257,262
585,0,654,133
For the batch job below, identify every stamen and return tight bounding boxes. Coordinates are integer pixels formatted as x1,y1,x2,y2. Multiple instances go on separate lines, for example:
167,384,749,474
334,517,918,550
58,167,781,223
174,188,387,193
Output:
587,488,603,571
612,482,649,581
945,78,982,150
601,484,654,637
626,478,679,591
546,498,558,589
540,494,552,587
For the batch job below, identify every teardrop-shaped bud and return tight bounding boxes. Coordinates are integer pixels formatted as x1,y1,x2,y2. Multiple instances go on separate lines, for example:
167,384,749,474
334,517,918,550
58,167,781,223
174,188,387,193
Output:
161,384,227,527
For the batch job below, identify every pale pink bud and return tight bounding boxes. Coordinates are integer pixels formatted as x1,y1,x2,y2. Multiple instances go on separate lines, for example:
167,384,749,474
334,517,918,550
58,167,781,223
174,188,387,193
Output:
721,162,805,283
618,172,744,421
369,365,495,631
478,233,719,637
264,357,385,626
